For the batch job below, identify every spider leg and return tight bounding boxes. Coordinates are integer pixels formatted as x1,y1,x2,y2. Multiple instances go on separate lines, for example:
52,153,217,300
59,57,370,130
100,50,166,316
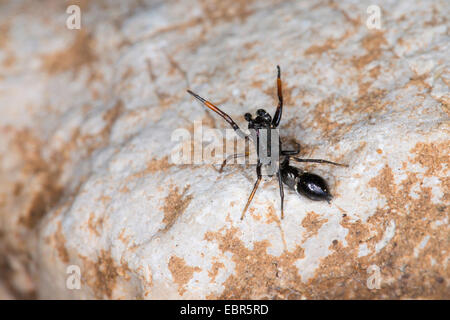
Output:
271,65,283,128
241,161,262,220
187,90,249,140
281,141,300,156
290,156,348,167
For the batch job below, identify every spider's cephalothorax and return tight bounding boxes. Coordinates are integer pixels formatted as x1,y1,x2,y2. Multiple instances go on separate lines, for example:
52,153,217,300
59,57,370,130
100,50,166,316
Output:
187,65,347,220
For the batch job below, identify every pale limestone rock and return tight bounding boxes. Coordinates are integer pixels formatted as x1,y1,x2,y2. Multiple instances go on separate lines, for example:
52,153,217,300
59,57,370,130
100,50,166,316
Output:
0,0,448,299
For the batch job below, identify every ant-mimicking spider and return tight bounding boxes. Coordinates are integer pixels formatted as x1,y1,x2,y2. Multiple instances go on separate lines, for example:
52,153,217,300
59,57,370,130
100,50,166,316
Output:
187,66,347,220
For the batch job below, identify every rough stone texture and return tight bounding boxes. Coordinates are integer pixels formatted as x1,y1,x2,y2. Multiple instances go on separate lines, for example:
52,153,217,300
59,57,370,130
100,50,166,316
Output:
0,0,448,299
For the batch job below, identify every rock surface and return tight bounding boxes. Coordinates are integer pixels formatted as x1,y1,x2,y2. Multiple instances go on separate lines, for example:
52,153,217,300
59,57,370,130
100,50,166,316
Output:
0,0,448,299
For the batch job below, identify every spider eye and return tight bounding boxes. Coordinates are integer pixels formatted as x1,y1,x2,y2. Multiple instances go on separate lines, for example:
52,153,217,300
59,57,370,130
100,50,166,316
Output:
257,109,266,116
244,113,252,121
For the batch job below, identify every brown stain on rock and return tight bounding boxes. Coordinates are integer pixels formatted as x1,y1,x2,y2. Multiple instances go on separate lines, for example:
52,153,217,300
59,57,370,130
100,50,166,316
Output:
265,203,287,250
352,31,387,70
87,212,104,237
9,129,64,229
307,88,389,141
65,100,124,159
161,185,193,232
0,23,10,49
208,260,225,282
54,222,69,264
168,255,201,296
41,30,97,74
305,38,337,55
127,156,173,182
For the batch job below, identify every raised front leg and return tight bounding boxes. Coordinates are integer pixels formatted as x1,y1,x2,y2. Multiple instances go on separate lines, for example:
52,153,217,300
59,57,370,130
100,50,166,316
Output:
290,157,348,167
277,169,285,219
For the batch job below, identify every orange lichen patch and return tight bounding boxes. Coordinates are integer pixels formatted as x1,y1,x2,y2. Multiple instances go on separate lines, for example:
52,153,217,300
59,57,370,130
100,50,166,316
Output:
119,185,130,193
264,203,287,250
100,100,124,138
357,81,372,97
357,64,382,97
161,185,193,232
41,30,97,74
120,66,135,81
349,89,389,114
65,101,124,159
208,260,225,282
376,148,383,154
205,140,448,299
198,0,255,23
146,59,171,105
352,31,387,70
204,227,305,299
305,38,337,55
405,73,432,92
304,141,449,299
80,249,131,299
264,80,294,110
168,256,201,296
301,211,328,239
251,80,264,89
87,212,104,237
96,195,112,205
350,142,368,158
0,113,124,295
118,228,131,245
307,88,388,140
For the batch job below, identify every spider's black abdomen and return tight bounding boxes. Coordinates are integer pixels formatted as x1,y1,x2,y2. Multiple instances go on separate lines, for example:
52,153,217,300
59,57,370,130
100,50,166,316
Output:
296,172,332,202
